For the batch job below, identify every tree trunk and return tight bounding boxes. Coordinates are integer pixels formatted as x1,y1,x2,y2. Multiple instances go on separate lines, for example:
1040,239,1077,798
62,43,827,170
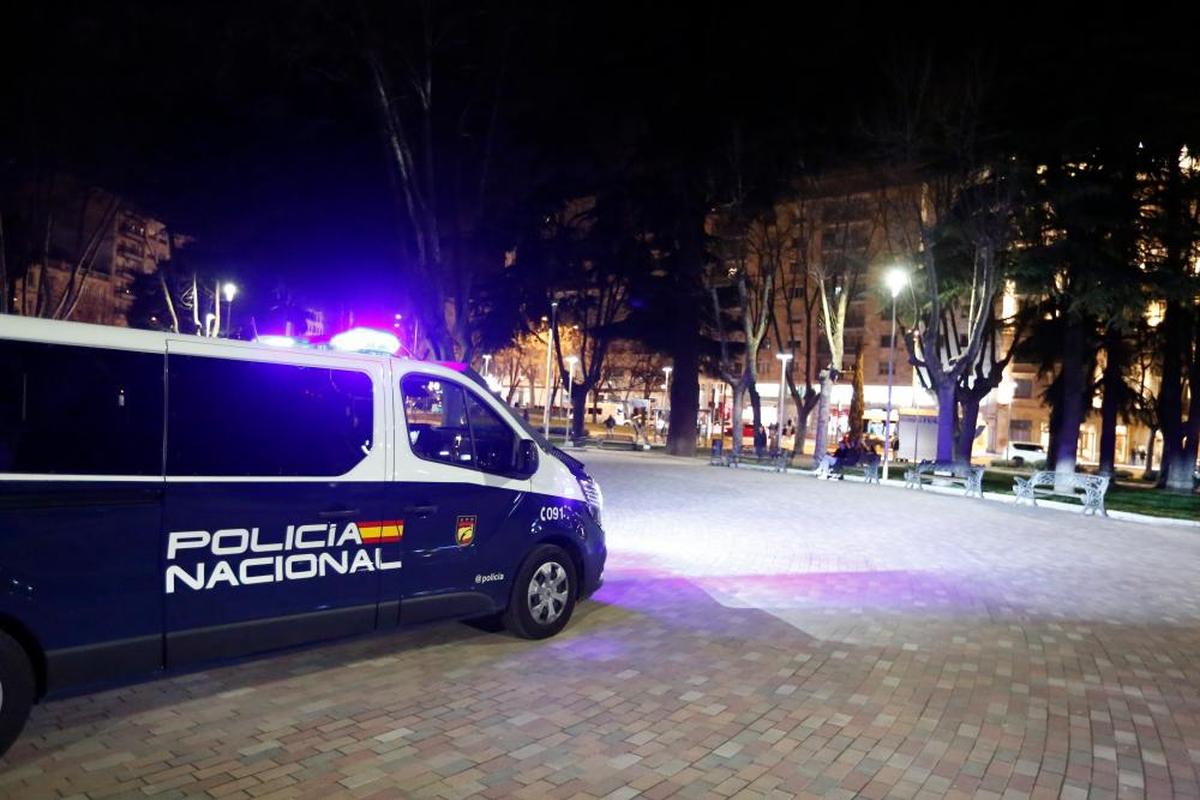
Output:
747,381,762,444
1097,332,1123,477
1156,302,1186,488
571,383,587,441
792,392,816,458
730,383,746,457
666,335,699,457
1155,153,1194,490
956,393,981,463
1178,346,1200,491
1054,316,1086,479
1143,426,1158,481
812,372,834,466
1045,392,1062,472
665,204,704,458
0,212,8,315
934,381,957,463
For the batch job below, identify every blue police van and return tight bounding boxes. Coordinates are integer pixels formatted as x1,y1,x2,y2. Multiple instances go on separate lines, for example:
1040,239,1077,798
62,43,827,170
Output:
0,316,606,755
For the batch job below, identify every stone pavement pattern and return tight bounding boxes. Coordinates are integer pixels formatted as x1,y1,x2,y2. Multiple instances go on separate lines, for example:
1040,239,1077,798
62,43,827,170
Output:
2,450,1199,799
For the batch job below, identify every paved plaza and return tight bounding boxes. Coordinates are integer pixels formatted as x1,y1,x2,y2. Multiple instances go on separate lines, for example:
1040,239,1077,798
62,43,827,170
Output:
3,451,1199,799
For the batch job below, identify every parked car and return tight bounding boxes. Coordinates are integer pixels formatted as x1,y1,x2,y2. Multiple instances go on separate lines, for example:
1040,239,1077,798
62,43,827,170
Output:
1005,440,1046,465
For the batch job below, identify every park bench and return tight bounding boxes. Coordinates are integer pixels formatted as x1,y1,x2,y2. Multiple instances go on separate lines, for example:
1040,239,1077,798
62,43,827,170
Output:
903,460,984,498
813,452,880,483
1012,470,1109,516
722,452,782,469
711,440,792,472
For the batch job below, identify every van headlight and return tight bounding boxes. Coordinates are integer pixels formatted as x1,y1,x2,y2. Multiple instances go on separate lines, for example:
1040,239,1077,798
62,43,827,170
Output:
579,476,603,526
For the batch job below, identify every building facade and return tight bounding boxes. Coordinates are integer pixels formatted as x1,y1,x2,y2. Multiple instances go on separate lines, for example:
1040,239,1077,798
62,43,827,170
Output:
7,179,178,327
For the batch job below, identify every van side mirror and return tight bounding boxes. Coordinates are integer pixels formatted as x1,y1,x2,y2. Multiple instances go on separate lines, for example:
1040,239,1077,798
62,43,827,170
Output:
517,440,539,477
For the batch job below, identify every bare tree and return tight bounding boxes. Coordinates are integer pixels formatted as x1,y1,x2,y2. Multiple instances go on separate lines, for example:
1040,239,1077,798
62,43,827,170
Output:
809,193,875,464
872,52,1015,463
953,305,1024,461
364,2,515,361
707,210,776,456
769,198,822,453
3,180,122,322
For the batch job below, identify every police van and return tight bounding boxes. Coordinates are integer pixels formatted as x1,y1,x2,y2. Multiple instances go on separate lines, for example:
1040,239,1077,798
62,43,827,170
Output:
0,315,606,755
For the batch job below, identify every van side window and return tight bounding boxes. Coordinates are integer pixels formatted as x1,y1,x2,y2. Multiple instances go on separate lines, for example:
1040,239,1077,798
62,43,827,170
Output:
401,375,474,467
0,340,164,475
464,390,519,474
167,355,373,476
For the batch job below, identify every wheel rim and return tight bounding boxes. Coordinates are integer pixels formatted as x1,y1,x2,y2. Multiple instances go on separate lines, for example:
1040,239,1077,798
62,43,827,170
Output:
527,561,569,625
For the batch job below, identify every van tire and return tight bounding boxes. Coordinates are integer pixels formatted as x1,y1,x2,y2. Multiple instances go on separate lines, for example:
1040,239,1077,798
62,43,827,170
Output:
0,631,34,757
504,545,576,640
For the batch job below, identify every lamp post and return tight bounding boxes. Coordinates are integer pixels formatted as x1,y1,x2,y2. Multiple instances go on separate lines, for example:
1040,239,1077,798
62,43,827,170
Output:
542,301,558,440
565,355,578,441
775,353,793,452
220,281,236,338
661,365,673,440
882,267,908,481
481,353,493,378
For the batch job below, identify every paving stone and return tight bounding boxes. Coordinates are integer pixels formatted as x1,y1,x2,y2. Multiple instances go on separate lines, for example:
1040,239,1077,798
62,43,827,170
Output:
3,452,1200,800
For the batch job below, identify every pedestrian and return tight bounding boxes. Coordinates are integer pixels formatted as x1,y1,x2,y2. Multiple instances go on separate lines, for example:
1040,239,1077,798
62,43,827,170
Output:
754,424,767,458
781,424,796,458
604,414,616,440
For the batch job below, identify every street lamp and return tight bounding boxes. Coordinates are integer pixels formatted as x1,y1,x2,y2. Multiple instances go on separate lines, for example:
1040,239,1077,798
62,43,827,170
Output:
565,355,578,441
481,353,493,378
775,353,793,452
221,282,238,337
542,300,558,440
882,267,908,481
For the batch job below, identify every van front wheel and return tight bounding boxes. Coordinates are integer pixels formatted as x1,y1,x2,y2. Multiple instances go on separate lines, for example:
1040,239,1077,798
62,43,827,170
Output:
505,545,576,640
0,631,35,757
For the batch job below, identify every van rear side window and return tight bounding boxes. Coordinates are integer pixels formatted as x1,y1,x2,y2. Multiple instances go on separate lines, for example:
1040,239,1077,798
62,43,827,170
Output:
167,355,373,477
0,340,164,475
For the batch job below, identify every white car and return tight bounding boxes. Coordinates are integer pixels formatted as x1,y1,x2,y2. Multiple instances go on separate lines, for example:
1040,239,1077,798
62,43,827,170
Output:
1005,441,1046,465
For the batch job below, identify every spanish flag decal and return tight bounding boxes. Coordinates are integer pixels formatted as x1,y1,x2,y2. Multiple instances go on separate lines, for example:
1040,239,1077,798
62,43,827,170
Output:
455,516,477,547
357,520,404,544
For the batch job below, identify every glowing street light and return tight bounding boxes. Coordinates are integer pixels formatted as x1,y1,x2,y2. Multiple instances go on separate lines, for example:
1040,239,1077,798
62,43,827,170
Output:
883,267,909,481
220,282,238,337
481,353,493,378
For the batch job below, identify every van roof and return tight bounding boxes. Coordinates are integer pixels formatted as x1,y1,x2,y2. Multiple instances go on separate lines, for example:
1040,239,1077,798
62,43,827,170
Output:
0,314,391,367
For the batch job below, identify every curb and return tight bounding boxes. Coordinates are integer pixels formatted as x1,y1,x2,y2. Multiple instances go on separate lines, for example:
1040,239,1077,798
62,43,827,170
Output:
615,451,1199,530
800,469,1200,529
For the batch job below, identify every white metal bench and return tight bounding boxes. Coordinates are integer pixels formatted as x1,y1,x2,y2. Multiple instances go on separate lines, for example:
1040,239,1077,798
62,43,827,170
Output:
814,454,880,483
904,460,984,498
1012,470,1109,516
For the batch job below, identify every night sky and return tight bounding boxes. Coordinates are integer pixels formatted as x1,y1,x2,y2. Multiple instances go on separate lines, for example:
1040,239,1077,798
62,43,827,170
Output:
4,2,1195,313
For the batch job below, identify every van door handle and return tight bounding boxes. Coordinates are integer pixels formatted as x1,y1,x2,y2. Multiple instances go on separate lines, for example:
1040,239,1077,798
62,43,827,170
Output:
402,504,438,518
318,507,361,519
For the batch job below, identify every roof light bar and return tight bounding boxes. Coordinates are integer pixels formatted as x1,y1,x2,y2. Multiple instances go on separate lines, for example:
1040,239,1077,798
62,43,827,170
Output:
255,335,299,348
329,327,401,355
